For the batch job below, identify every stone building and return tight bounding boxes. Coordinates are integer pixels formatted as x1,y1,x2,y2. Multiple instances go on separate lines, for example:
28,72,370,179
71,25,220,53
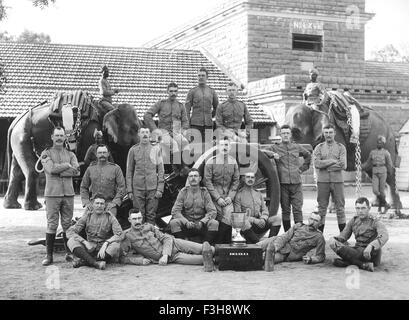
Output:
146,0,409,132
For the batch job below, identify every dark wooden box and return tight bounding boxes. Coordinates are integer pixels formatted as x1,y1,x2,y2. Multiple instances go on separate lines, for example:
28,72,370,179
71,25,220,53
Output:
216,244,263,271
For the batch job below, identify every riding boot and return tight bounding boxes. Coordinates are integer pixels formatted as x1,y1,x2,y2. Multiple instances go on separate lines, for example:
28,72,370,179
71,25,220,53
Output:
318,224,325,233
268,225,281,237
338,223,346,232
241,229,259,244
72,247,105,270
203,231,219,246
283,220,291,232
172,231,186,239
42,233,55,266
216,222,232,244
264,241,275,272
62,232,73,262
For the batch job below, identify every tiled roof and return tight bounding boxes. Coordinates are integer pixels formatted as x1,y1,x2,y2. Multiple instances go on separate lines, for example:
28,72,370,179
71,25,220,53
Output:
0,42,273,123
365,61,409,82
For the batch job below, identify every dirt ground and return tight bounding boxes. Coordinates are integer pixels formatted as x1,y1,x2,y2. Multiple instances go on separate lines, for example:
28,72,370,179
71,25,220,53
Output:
1,185,409,300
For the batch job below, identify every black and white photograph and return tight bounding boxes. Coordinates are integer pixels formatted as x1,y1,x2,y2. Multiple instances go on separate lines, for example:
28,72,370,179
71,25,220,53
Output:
0,0,409,304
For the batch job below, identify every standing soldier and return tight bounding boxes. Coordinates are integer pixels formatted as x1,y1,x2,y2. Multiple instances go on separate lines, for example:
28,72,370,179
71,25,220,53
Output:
234,172,282,243
98,65,119,114
80,144,125,217
185,67,219,142
215,82,253,143
169,168,219,245
40,127,80,266
204,138,240,243
126,127,164,225
263,125,311,231
313,124,347,233
81,130,114,168
144,82,189,174
362,135,393,214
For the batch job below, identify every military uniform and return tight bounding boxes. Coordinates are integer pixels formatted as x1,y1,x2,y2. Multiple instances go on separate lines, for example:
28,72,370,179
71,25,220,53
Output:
330,215,389,268
41,146,79,233
169,186,219,244
98,77,116,113
258,223,325,264
80,161,126,216
67,209,123,262
144,98,189,163
185,85,219,140
204,154,240,243
234,185,281,242
120,224,207,265
362,148,393,209
215,98,253,141
264,142,311,229
126,143,164,224
313,141,347,229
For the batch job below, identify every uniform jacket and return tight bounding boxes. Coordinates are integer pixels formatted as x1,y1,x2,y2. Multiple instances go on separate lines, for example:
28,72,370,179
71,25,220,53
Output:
171,186,217,224
234,186,269,221
313,141,347,183
274,223,325,263
336,215,389,250
362,148,393,174
126,143,164,193
41,146,79,197
264,142,311,184
67,210,123,245
121,224,174,262
144,98,189,134
185,85,219,127
215,98,253,133
80,162,126,207
204,154,240,201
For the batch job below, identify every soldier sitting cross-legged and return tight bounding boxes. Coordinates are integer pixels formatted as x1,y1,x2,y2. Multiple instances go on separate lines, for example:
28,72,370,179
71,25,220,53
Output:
67,194,123,270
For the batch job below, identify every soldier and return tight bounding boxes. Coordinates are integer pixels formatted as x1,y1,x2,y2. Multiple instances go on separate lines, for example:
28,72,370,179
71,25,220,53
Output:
302,68,327,109
98,65,119,113
40,127,80,266
169,168,219,245
234,172,281,243
204,138,240,243
263,125,311,231
67,195,123,270
144,82,189,174
329,197,389,272
126,127,164,225
259,212,325,271
362,135,393,214
81,130,114,167
185,67,219,142
120,210,215,272
313,124,347,233
215,82,253,143
80,144,125,217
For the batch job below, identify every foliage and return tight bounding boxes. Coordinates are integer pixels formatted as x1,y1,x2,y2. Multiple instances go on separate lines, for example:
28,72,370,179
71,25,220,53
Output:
370,44,409,63
0,0,56,21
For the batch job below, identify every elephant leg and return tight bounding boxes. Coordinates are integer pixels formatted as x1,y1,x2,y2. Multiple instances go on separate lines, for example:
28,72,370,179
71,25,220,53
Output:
3,156,24,209
18,155,42,211
386,168,402,215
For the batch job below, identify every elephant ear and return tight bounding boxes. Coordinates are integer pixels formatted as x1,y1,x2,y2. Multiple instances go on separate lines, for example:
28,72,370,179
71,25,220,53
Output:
103,109,120,144
103,104,142,146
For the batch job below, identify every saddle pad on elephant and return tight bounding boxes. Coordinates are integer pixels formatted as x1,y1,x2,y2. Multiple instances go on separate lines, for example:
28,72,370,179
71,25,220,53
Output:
50,90,93,117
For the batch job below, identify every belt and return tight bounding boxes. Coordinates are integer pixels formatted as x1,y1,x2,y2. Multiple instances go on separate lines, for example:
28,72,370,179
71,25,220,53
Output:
373,164,385,167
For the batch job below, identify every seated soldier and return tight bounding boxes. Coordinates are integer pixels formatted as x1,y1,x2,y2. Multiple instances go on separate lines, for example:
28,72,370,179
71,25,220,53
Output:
233,171,281,243
66,194,123,270
329,197,389,272
120,210,215,272
169,168,219,245
258,212,325,271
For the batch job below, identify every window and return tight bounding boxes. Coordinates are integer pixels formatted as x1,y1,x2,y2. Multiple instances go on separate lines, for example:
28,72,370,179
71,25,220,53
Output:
292,34,322,52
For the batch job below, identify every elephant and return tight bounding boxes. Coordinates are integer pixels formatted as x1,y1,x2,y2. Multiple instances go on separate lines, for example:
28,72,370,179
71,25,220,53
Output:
285,95,403,214
3,100,103,210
